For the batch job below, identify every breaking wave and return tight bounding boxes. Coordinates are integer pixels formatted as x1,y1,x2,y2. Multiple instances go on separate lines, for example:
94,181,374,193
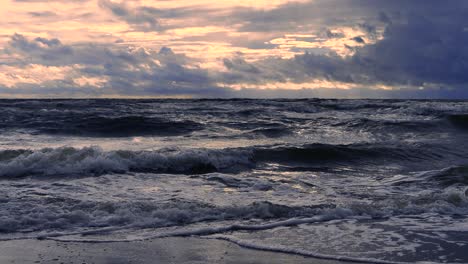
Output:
0,142,463,178
2,188,468,242
0,147,253,178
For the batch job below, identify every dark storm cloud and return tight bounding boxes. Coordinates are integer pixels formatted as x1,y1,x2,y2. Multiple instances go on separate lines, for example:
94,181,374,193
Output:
256,0,468,25
3,34,228,97
220,0,468,96
347,0,468,88
352,36,365,44
349,2,468,87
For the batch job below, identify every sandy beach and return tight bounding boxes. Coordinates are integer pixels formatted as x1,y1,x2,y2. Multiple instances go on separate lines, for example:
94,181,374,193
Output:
0,237,351,264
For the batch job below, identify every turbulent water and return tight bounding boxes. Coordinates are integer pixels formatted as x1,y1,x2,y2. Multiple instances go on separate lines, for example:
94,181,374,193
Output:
1,99,468,263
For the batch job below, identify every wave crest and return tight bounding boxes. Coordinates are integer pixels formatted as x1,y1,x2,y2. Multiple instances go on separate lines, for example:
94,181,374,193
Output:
0,146,254,178
0,142,461,178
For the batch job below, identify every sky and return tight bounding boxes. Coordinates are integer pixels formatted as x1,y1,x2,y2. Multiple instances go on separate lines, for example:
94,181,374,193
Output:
0,0,467,98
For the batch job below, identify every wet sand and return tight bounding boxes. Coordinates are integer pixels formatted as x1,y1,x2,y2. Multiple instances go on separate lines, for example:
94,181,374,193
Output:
0,237,351,264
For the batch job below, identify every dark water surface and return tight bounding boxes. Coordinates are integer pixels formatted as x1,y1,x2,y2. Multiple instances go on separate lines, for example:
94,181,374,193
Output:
1,99,468,263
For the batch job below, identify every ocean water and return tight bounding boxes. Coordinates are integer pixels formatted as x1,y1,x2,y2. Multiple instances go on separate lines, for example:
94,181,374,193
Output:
1,99,468,263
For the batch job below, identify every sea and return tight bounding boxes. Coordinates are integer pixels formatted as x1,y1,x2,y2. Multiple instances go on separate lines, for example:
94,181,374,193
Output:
1,99,468,263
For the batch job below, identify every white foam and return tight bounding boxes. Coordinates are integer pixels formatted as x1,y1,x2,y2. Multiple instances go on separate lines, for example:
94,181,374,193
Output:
208,235,409,264
0,146,253,178
44,209,354,243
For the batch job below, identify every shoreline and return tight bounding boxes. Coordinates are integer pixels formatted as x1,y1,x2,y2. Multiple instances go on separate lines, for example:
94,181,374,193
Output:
0,237,353,264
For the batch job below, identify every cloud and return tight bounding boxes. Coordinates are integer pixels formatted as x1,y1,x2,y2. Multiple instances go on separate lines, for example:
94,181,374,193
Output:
98,0,159,31
28,11,57,17
216,0,468,95
349,3,468,87
1,34,230,97
97,0,215,32
1,0,468,98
